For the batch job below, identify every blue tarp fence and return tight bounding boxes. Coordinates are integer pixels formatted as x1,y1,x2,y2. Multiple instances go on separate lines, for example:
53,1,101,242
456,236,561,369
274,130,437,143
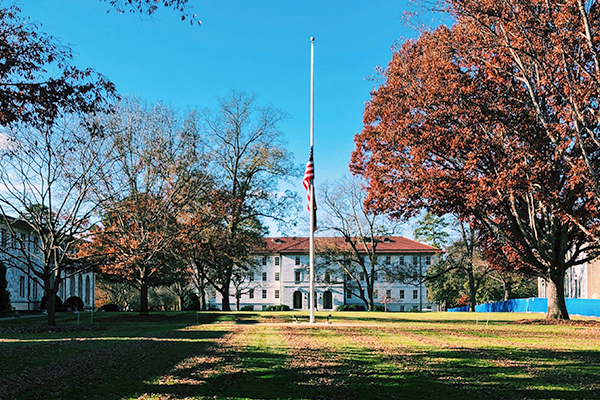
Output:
447,297,600,317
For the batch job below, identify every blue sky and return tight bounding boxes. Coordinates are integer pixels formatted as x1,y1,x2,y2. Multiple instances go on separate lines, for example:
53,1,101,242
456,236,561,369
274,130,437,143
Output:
18,0,444,235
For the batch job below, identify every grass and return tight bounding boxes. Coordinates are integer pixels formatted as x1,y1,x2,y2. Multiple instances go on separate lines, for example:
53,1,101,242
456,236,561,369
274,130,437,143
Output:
0,311,599,399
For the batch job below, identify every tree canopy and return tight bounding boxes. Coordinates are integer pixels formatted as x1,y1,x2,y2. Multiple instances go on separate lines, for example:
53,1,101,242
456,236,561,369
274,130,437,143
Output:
351,0,600,319
0,5,115,128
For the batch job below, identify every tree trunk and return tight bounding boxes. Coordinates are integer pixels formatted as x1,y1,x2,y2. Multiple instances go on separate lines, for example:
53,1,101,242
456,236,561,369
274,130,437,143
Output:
221,286,231,311
140,281,149,315
546,271,569,320
235,292,241,311
200,286,207,311
467,267,476,312
503,281,512,302
47,285,57,326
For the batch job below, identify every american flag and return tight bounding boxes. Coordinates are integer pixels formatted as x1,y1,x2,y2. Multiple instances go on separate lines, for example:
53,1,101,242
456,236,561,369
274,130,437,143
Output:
303,146,315,210
303,146,317,230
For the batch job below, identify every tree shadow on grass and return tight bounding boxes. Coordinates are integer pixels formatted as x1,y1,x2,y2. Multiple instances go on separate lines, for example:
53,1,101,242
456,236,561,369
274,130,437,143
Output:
140,343,600,400
0,328,229,400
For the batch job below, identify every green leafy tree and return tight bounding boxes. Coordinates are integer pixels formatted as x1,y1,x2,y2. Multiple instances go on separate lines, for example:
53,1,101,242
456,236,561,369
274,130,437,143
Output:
414,212,450,249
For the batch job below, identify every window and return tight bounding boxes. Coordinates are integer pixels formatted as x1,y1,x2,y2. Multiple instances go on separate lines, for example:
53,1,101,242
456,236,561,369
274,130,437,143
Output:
261,256,267,266
274,256,280,266
385,256,391,265
324,272,331,283
249,273,254,282
70,277,76,296
425,256,432,266
400,305,405,312
78,275,83,299
295,256,301,266
275,290,280,299
295,270,301,283
399,290,405,299
413,255,419,265
347,291,352,299
275,272,280,281
262,272,267,281
249,289,254,299
413,289,418,299
262,289,267,299
399,256,405,266
359,272,365,281
0,228,6,247
386,289,392,298
32,280,38,298
19,276,25,297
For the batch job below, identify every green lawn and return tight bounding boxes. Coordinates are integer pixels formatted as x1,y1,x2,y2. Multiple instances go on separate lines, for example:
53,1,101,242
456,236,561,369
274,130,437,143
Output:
1,311,598,399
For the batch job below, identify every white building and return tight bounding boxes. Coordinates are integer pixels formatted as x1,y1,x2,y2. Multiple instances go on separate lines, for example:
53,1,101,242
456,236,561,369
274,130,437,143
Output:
1,218,94,311
538,258,600,300
211,236,442,311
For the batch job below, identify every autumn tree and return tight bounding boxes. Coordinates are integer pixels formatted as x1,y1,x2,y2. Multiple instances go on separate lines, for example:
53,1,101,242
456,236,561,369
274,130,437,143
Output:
103,0,200,24
0,118,112,325
186,90,298,311
84,98,205,314
317,176,407,311
445,0,600,243
0,5,115,128
351,7,600,319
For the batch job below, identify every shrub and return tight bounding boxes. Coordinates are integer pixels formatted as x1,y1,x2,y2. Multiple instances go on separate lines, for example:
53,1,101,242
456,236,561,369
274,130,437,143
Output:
374,305,385,312
336,304,366,311
40,295,64,312
240,305,254,311
65,296,84,311
265,305,290,311
99,303,120,312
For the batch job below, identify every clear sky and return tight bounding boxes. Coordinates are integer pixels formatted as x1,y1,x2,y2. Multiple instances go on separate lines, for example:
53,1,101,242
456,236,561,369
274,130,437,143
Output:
18,0,444,235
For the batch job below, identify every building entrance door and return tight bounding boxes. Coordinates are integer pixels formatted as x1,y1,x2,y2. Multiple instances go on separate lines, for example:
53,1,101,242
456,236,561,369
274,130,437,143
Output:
323,290,333,309
293,291,302,309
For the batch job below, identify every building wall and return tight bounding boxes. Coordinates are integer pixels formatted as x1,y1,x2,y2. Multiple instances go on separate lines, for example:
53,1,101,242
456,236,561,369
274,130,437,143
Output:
538,257,600,300
1,223,94,311
586,259,600,299
212,252,437,311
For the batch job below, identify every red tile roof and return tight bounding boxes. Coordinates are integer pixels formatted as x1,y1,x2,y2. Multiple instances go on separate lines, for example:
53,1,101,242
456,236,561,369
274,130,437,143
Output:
262,236,442,254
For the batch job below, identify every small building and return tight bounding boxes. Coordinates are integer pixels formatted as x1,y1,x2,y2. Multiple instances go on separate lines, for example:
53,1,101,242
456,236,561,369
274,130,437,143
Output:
210,236,442,311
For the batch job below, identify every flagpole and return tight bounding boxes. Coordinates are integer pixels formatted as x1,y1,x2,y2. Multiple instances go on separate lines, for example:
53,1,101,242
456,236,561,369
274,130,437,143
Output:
309,36,315,324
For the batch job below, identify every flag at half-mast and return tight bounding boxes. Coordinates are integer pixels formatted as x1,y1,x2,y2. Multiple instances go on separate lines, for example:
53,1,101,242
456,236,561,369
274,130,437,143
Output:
303,146,317,229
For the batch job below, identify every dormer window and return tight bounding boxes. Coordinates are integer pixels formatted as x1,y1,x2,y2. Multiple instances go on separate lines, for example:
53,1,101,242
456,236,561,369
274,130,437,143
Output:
274,238,284,243
383,237,392,243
